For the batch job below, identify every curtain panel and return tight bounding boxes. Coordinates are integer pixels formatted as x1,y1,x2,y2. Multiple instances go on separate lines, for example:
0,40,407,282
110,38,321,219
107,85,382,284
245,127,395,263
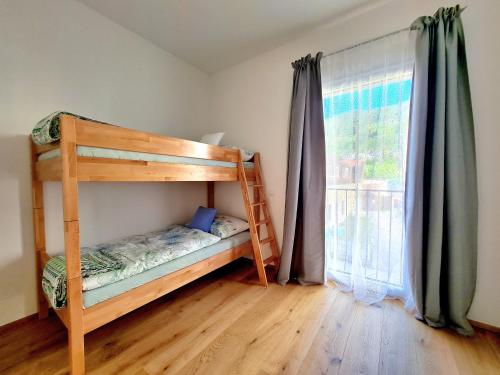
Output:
278,52,326,285
405,5,477,335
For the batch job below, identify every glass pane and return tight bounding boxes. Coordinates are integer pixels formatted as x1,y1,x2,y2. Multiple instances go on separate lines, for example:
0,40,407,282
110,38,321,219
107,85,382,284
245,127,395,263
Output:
324,73,411,288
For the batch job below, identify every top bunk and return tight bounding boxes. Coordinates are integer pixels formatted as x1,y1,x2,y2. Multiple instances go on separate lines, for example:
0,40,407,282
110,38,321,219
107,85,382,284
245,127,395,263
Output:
31,113,256,182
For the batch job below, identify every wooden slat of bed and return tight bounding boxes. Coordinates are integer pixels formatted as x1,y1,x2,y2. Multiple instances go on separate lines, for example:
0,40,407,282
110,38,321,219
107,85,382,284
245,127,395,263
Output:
74,118,239,162
76,157,239,182
82,240,253,334
35,157,256,182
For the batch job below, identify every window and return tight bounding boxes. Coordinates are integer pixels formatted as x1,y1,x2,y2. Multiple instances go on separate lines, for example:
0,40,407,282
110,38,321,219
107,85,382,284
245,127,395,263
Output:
322,30,414,302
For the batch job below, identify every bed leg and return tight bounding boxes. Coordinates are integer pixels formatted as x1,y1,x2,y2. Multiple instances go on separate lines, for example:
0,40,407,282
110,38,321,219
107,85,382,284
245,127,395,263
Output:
67,277,85,375
60,115,86,374
65,230,85,375
36,255,49,320
68,330,85,375
207,181,215,208
31,138,49,319
34,219,49,319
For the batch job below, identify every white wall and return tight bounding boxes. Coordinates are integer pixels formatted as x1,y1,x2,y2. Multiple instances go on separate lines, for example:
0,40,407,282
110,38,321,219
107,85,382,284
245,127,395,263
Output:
206,0,500,327
0,0,210,326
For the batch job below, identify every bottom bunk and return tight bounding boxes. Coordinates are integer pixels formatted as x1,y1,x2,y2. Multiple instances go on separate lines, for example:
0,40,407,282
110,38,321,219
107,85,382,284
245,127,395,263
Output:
83,230,250,308
41,223,253,333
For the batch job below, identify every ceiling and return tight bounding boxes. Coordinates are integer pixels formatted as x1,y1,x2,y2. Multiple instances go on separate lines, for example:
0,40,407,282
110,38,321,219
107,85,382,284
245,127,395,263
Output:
78,0,376,73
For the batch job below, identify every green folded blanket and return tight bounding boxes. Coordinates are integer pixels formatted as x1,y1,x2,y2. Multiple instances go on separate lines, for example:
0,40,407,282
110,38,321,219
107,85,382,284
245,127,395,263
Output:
42,251,125,309
31,111,106,145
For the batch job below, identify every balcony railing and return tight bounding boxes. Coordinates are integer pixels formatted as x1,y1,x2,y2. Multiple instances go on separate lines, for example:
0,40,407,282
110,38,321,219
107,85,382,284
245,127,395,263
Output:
326,187,405,287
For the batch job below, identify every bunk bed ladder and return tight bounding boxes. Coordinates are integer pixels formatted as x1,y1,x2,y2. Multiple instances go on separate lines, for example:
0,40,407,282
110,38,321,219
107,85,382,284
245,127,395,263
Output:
238,154,280,287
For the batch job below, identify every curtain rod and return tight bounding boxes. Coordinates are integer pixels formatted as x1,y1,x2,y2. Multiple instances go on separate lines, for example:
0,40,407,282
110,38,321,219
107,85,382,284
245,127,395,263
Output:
323,27,409,58
323,5,468,58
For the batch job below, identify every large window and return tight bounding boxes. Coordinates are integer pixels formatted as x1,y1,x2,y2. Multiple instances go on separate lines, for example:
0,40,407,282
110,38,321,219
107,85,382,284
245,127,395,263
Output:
322,30,414,302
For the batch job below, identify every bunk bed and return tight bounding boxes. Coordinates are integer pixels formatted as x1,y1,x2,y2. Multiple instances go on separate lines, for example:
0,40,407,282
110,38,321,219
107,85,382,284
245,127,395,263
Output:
30,114,280,374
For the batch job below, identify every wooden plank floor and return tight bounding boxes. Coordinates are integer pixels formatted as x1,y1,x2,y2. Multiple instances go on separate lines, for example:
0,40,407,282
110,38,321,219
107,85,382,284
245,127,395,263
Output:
1,259,499,375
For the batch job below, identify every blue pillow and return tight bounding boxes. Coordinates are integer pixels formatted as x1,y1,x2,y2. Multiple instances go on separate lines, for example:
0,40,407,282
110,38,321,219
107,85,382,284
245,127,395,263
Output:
186,206,217,233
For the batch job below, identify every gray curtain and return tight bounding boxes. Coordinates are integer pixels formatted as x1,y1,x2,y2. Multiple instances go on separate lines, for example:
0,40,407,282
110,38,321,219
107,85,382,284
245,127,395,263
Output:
405,6,477,335
278,52,326,285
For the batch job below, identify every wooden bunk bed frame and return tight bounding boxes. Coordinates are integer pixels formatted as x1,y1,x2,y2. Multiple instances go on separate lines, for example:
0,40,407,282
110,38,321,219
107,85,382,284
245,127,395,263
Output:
30,114,280,374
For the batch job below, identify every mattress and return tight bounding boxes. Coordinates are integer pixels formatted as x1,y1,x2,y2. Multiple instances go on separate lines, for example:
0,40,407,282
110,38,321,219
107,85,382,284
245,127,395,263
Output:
83,230,251,308
39,146,255,169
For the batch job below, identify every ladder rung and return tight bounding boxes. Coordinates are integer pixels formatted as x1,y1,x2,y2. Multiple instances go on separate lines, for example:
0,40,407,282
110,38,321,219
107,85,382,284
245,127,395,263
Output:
250,184,263,187
252,202,266,207
260,237,272,246
255,219,268,227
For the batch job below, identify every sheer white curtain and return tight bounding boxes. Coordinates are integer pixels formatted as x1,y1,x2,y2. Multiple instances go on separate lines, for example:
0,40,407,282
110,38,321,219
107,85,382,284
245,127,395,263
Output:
322,30,415,304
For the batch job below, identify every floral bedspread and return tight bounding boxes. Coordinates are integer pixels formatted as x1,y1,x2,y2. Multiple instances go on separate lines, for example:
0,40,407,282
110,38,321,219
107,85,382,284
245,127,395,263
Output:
42,225,221,309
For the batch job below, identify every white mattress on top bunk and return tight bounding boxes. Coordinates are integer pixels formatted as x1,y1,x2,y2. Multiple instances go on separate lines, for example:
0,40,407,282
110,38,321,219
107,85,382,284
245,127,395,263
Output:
83,230,251,308
38,145,255,169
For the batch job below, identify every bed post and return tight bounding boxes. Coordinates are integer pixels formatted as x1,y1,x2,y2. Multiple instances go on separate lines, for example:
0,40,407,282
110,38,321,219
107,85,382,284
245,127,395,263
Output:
60,115,85,375
30,139,49,319
207,181,215,208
